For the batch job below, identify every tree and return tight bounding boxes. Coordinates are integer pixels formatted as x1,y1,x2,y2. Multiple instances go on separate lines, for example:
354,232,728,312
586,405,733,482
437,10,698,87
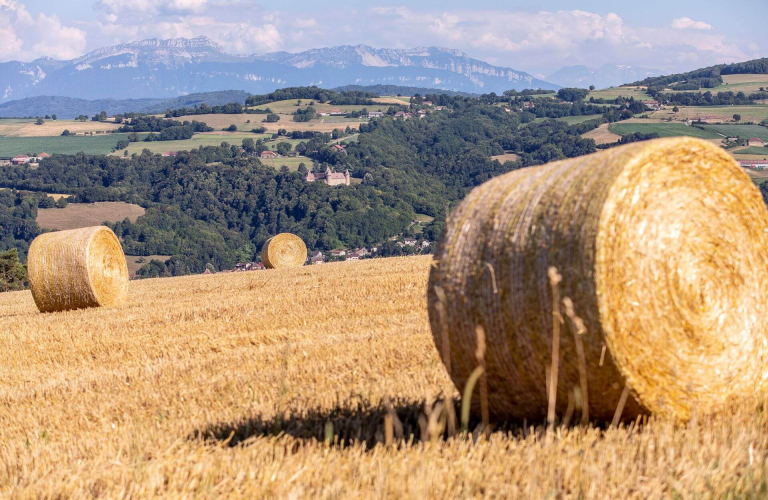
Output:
35,117,44,125
44,115,51,119
265,113,280,123
733,114,741,122
51,114,57,120
672,106,680,113
589,85,595,91
242,138,255,152
0,249,27,292
276,142,292,156
61,129,70,136
225,124,237,132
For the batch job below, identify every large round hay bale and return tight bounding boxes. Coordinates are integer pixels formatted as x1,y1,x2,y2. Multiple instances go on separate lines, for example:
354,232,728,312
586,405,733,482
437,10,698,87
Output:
28,226,129,313
428,137,768,423
261,233,307,269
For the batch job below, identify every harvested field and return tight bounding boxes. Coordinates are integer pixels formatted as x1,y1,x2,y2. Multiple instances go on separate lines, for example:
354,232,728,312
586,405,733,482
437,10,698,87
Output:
37,201,145,230
490,153,520,163
0,119,120,137
581,123,621,145
0,256,767,497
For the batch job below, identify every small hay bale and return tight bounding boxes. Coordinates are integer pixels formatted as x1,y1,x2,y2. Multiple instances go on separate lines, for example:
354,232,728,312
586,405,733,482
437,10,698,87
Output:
28,226,129,313
261,233,307,269
428,137,768,422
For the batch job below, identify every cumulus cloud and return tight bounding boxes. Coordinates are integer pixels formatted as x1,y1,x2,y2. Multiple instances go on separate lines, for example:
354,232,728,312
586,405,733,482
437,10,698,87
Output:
0,0,86,61
671,17,712,30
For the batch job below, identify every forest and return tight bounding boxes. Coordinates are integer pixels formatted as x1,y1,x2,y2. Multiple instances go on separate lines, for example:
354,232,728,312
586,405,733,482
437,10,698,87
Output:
0,86,645,276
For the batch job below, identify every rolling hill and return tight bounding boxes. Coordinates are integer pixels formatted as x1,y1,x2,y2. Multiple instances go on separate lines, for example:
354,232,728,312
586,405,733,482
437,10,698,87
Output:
0,37,558,104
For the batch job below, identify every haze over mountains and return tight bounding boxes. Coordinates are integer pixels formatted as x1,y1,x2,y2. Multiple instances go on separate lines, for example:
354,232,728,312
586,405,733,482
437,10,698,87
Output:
0,36,559,104
547,64,661,89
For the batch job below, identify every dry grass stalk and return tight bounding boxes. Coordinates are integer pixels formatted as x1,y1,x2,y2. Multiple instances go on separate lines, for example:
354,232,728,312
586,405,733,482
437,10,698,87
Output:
260,233,307,269
27,225,129,313
427,137,768,423
547,267,563,426
563,296,589,424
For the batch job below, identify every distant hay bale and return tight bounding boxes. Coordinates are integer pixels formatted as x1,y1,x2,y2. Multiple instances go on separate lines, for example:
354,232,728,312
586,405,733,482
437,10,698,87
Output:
28,226,129,313
261,233,307,269
428,137,768,423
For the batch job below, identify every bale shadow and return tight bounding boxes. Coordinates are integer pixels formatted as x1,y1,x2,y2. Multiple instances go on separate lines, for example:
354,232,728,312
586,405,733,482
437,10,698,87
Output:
190,397,531,449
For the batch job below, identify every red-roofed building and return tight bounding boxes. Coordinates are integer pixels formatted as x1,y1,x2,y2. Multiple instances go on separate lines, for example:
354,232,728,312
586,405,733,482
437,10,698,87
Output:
161,151,178,157
261,150,278,159
748,137,766,147
304,167,351,186
11,155,30,165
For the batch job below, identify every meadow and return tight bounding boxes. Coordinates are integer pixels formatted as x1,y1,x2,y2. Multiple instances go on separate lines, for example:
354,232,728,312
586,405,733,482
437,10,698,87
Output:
0,256,766,497
170,113,364,134
651,105,768,123
112,132,272,155
608,122,722,139
665,74,768,95
36,201,145,230
259,156,308,171
0,119,120,137
697,124,768,141
0,134,131,157
738,146,768,156
587,86,652,101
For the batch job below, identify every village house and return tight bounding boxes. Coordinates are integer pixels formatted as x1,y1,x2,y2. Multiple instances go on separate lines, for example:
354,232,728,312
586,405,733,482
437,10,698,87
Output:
317,111,330,117
641,100,661,111
434,106,444,111
395,111,412,120
304,166,351,186
261,150,279,159
748,137,766,147
422,101,433,106
329,109,344,116
310,251,325,265
346,247,368,261
329,249,346,259
11,155,31,165
331,144,347,153
368,111,384,118
161,151,178,157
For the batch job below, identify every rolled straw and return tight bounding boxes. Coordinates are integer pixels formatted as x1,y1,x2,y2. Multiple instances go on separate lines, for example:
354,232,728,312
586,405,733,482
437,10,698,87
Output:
28,226,129,313
428,137,768,422
261,233,307,269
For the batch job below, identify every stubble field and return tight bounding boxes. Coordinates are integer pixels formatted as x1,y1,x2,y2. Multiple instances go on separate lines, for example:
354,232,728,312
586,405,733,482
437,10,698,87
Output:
0,256,766,498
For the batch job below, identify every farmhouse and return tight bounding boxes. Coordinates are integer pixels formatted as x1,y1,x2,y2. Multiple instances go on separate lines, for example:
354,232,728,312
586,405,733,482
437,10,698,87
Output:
309,251,325,265
261,150,279,159
740,160,768,170
304,166,351,186
395,111,412,120
368,111,384,118
11,155,31,165
161,151,178,157
329,109,344,116
329,249,346,258
642,100,661,111
317,111,330,117
331,144,347,152
748,137,766,147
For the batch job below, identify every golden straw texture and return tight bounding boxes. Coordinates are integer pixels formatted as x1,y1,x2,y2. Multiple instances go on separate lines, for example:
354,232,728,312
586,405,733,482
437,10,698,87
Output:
28,226,129,313
261,233,307,269
428,137,768,422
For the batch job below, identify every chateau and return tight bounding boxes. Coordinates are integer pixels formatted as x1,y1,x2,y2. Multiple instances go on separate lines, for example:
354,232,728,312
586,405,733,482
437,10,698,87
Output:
304,167,351,186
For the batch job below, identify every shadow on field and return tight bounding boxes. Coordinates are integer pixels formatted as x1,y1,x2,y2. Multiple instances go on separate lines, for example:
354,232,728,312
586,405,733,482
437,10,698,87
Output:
190,397,524,449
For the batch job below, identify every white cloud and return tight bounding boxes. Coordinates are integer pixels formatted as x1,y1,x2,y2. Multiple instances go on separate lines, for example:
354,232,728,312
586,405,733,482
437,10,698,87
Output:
0,0,86,61
671,17,712,30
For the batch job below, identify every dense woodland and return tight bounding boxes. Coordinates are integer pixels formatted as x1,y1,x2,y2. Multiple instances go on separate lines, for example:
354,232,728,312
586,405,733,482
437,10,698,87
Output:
0,84,713,277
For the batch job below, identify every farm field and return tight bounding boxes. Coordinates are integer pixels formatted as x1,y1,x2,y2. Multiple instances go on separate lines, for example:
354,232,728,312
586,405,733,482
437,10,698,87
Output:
608,122,722,139
737,146,768,156
259,156,308,171
36,201,145,230
581,123,621,145
0,256,765,497
665,74,768,95
0,119,120,137
490,152,520,163
249,99,388,115
697,124,768,141
125,254,170,277
0,134,132,157
588,86,651,100
111,132,272,155
171,113,363,134
651,105,768,123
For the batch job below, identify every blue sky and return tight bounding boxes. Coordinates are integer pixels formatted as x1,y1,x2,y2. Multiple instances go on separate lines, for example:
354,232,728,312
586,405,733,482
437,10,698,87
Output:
1,0,765,76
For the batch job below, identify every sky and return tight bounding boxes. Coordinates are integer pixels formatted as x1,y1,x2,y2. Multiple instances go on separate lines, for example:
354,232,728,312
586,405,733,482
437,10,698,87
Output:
0,0,765,76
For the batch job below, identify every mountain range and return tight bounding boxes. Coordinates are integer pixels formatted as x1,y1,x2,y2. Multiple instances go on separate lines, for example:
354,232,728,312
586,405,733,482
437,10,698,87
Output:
547,64,661,89
0,36,559,104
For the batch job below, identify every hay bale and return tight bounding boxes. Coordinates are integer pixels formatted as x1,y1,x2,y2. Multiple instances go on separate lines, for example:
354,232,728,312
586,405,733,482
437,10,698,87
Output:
428,137,768,422
28,226,129,313
261,233,307,269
